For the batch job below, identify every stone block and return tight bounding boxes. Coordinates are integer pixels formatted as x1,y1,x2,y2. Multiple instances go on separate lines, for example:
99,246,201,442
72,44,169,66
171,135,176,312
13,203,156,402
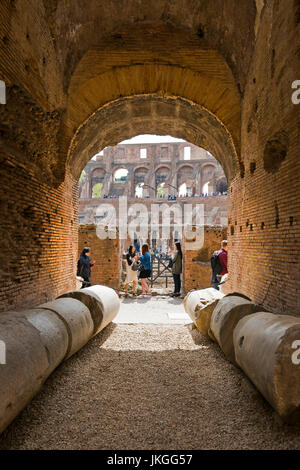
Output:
233,312,300,422
184,288,224,335
210,296,266,365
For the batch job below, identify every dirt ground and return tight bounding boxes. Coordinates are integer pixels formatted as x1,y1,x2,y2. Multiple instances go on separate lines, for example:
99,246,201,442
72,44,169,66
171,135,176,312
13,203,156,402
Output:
1,309,299,450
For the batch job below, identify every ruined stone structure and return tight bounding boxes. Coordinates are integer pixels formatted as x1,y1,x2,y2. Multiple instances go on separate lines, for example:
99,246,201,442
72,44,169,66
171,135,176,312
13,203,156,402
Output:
78,224,227,293
79,142,227,199
78,142,228,230
0,0,299,317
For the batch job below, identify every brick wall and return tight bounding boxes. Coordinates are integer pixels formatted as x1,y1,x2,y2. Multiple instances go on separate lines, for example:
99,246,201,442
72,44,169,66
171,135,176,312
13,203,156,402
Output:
224,1,300,317
78,225,121,289
0,151,78,313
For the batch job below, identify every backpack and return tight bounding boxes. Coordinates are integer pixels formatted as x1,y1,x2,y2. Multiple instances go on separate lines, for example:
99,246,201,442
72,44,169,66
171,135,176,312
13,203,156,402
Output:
210,251,223,275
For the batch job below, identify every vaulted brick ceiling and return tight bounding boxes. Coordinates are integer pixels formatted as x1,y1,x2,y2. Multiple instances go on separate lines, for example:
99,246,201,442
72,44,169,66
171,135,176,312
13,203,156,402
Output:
0,0,257,184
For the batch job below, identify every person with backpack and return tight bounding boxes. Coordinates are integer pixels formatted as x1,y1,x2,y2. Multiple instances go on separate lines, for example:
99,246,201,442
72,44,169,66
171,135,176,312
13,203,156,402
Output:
210,240,228,290
77,247,95,288
124,245,138,296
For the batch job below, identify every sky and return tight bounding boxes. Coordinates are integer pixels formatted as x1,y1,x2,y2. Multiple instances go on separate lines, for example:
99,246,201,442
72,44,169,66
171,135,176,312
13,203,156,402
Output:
119,134,186,144
92,134,187,159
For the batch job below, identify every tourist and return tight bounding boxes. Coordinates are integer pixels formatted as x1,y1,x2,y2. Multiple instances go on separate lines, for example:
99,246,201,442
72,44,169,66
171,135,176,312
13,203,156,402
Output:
77,247,95,288
124,245,138,296
138,244,152,295
210,240,228,290
170,241,182,297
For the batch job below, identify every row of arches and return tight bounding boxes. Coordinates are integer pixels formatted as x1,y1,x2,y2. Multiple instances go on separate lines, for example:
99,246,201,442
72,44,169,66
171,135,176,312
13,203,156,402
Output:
82,161,227,199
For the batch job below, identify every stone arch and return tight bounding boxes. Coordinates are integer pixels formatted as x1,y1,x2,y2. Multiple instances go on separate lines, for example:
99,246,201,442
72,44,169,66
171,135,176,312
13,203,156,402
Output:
201,163,218,179
177,164,194,181
67,95,239,183
91,182,103,199
133,166,149,182
177,163,194,172
216,176,228,194
90,167,106,198
63,22,243,182
153,164,172,174
131,166,150,197
133,165,149,176
150,165,171,198
200,163,218,193
112,167,129,181
154,165,172,187
177,164,195,195
91,168,106,178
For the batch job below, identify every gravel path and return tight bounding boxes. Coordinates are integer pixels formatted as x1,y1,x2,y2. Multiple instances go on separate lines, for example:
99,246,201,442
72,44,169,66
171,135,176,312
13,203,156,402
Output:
0,320,300,450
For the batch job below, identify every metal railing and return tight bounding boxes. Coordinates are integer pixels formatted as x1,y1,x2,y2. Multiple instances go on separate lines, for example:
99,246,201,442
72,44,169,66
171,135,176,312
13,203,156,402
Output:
150,253,173,288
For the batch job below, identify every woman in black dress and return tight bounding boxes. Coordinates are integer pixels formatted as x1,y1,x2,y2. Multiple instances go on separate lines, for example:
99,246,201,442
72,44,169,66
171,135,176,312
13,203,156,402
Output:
77,247,95,288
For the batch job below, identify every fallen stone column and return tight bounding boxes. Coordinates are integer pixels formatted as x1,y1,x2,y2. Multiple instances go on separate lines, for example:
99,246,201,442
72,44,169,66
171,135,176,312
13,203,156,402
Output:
224,292,251,301
0,285,120,434
210,296,266,365
0,312,51,434
35,298,94,359
233,312,300,422
23,307,69,374
184,288,224,336
59,285,120,335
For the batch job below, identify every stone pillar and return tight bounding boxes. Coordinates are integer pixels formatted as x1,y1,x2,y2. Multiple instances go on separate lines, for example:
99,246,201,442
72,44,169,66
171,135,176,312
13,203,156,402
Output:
85,170,92,199
128,167,134,197
169,156,177,196
196,164,202,194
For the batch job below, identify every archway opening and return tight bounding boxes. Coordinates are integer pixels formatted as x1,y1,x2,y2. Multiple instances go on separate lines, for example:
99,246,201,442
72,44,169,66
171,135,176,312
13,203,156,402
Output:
179,183,193,198
135,183,144,198
92,182,103,199
77,132,229,299
114,168,128,182
157,182,166,198
216,177,228,194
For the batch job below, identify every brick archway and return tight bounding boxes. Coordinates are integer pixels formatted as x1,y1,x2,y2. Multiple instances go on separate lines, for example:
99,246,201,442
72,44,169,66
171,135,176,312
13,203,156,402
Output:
0,0,299,316
67,95,239,183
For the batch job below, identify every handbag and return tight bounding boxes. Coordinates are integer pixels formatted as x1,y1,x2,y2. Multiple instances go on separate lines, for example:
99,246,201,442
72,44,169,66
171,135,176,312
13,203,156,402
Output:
131,260,140,271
